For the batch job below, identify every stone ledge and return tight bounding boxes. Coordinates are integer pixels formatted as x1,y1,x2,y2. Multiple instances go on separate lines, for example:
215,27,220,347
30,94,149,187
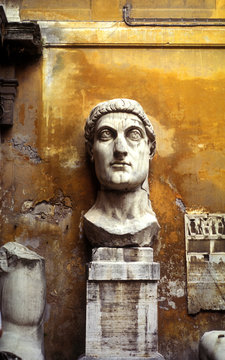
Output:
92,247,153,262
87,261,160,281
79,354,165,360
39,21,225,48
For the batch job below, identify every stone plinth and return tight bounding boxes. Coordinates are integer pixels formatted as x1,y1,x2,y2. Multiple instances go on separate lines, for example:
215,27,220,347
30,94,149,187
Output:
82,247,164,360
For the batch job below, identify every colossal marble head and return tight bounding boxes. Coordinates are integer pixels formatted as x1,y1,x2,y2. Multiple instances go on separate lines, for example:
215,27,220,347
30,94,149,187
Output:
84,99,159,247
85,99,156,191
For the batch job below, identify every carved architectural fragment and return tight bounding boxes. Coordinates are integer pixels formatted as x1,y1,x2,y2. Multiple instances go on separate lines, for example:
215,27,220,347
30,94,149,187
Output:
185,213,225,314
0,5,42,60
0,5,42,127
0,79,18,126
0,6,7,41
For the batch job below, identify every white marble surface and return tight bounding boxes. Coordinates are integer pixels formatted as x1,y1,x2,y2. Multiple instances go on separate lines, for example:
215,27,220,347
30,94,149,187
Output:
199,331,225,360
84,99,159,247
0,242,46,360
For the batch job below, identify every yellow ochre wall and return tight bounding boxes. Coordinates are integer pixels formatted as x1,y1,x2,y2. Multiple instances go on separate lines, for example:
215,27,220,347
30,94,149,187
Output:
1,1,225,359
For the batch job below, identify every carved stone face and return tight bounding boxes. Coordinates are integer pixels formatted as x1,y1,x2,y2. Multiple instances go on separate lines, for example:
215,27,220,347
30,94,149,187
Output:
92,112,151,191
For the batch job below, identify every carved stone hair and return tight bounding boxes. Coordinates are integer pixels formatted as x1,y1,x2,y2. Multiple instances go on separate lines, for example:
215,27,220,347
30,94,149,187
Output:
85,98,156,154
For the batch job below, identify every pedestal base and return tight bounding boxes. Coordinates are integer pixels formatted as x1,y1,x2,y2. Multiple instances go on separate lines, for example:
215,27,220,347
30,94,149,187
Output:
84,248,164,360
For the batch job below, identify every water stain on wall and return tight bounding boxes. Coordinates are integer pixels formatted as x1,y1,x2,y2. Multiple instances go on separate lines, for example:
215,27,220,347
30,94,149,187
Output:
1,44,225,359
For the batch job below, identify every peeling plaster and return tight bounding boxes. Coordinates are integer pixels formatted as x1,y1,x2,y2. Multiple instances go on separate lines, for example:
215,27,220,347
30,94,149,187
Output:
11,136,42,164
167,280,185,298
168,300,176,310
21,237,41,249
21,190,72,230
159,277,186,310
176,198,186,213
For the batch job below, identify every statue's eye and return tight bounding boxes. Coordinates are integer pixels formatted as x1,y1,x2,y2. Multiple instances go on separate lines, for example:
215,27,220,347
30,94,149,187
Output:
126,128,142,141
98,128,114,141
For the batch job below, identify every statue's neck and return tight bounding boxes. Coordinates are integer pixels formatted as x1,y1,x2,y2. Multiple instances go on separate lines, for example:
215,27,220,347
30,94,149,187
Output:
93,186,153,221
83,181,159,246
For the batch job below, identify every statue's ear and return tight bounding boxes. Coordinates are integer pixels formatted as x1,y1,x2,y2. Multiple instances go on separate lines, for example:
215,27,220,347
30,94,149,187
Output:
149,140,156,160
87,143,94,162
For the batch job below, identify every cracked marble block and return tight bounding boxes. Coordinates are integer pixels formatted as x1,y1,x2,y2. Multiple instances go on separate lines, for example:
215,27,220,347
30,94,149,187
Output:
82,247,163,360
0,242,46,360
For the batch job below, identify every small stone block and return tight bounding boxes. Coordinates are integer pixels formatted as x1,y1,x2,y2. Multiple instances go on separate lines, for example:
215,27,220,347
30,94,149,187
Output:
92,247,153,262
88,261,160,281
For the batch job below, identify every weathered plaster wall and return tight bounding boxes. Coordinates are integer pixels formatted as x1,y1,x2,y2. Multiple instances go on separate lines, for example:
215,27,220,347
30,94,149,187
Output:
1,1,225,360
18,0,225,21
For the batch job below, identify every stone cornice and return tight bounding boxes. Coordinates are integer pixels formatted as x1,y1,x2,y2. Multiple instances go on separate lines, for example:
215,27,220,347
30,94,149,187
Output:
40,21,225,48
0,5,42,61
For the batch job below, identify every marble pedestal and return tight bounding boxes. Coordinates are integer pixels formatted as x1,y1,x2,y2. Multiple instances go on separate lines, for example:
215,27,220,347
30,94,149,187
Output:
81,247,164,360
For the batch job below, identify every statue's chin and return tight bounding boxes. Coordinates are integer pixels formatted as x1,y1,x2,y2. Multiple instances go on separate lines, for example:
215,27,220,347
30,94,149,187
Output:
99,174,148,192
101,181,141,192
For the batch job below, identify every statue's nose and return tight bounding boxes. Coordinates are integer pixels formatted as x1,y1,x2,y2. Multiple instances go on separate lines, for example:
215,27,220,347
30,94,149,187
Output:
113,135,128,159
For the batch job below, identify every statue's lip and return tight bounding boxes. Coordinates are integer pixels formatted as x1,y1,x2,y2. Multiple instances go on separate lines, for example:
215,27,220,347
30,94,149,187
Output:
110,161,131,166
